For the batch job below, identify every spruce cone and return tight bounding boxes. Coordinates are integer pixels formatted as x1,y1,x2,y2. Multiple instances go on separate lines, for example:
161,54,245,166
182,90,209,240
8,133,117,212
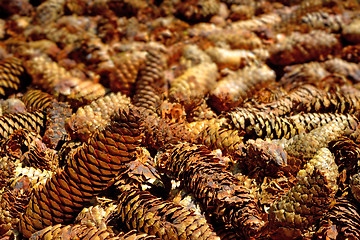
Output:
314,197,360,239
228,108,303,140
269,30,339,65
66,92,130,142
116,186,220,240
157,142,267,238
43,100,72,149
269,148,339,239
169,62,218,110
209,64,275,112
30,224,119,240
19,108,143,238
133,48,167,114
257,85,325,117
109,52,146,96
0,57,30,98
0,111,46,140
22,89,54,111
197,123,243,153
275,117,358,160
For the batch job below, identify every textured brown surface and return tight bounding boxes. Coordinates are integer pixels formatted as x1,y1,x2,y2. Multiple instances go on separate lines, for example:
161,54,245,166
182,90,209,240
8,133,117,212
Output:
269,30,339,65
116,186,220,240
19,108,142,238
0,0,359,239
158,142,266,238
22,90,54,111
228,108,303,139
269,148,339,239
133,48,167,114
169,62,218,110
109,52,146,95
0,111,46,140
209,64,275,112
0,57,30,98
314,196,360,239
66,92,131,142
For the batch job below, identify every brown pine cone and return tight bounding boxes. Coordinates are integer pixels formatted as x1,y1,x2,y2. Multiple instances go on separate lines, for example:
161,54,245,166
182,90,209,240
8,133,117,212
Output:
19,108,143,238
0,57,30,98
209,64,275,112
116,186,220,240
157,142,267,238
30,224,119,240
109,51,146,96
133,48,167,114
269,148,339,239
43,100,72,149
269,30,339,65
314,196,360,239
0,111,46,140
22,89,54,112
169,62,218,111
66,92,130,142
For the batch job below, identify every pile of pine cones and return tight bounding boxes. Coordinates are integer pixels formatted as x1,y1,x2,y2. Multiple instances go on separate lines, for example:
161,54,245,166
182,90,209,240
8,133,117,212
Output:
0,0,360,239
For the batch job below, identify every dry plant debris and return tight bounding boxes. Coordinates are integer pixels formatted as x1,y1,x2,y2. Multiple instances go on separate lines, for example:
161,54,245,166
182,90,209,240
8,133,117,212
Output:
0,0,359,239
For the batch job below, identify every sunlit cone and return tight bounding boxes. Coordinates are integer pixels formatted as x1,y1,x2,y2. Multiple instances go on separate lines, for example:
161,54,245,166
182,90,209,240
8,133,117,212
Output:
116,186,220,240
269,148,338,239
0,57,30,98
19,108,143,238
157,142,267,238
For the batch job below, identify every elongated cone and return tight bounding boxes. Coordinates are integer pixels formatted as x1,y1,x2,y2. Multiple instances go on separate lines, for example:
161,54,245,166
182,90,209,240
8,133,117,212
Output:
19,108,143,238
279,62,328,91
275,117,359,160
157,142,267,238
0,111,46,140
286,113,359,133
133,48,166,114
228,108,303,139
205,47,258,70
66,92,130,142
109,52,146,95
300,11,343,33
314,197,360,239
116,186,220,240
169,62,217,110
323,58,360,83
30,224,119,240
269,30,339,65
43,100,72,149
25,55,105,107
256,85,325,117
303,91,360,117
22,89,54,111
0,57,30,98
230,13,281,31
209,64,275,112
269,148,338,239
197,123,243,153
